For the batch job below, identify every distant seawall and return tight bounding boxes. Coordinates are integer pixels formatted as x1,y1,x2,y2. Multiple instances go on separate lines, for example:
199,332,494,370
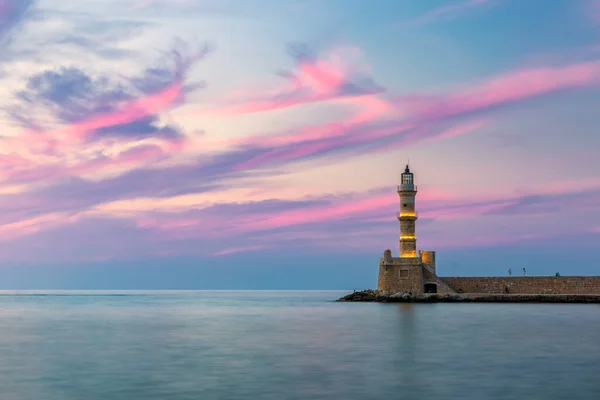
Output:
440,276,600,295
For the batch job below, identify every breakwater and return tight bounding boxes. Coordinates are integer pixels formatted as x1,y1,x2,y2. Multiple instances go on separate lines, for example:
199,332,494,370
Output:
337,290,600,303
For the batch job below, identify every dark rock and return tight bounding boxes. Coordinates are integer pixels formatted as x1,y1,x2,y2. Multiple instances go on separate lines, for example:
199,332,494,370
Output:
337,291,600,303
337,289,381,302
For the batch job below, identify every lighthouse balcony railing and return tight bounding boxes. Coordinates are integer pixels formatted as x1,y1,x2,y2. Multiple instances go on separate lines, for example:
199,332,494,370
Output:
397,211,418,218
397,185,417,192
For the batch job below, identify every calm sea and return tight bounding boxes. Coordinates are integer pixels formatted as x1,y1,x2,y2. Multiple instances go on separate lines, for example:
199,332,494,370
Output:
0,290,598,399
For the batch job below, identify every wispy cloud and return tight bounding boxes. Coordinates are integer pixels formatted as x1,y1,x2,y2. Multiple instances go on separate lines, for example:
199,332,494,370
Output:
399,0,495,28
127,0,193,10
0,0,35,67
201,44,384,117
213,245,271,257
2,41,599,255
1,40,211,189
20,178,590,259
191,55,600,175
0,0,34,40
394,60,600,123
0,0,598,265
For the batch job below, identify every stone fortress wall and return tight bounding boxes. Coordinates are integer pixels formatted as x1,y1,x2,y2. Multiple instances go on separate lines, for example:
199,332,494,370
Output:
438,276,600,295
378,249,600,295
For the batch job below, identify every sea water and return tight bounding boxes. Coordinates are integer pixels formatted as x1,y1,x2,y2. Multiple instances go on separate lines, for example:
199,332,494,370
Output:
0,290,598,399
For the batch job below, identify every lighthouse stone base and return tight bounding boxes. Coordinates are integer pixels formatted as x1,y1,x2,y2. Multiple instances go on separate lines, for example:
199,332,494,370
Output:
377,249,440,295
377,257,424,295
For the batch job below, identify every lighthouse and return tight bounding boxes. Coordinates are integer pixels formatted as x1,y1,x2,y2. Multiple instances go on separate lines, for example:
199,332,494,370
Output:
397,164,418,258
377,164,437,295
373,164,600,297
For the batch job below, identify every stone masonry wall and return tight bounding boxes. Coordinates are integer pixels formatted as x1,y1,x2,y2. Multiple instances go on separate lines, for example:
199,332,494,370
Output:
422,267,437,284
378,258,424,295
440,277,600,295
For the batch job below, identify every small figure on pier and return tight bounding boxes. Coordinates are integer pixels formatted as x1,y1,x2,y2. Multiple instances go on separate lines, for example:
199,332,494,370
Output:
508,268,512,277
523,267,527,276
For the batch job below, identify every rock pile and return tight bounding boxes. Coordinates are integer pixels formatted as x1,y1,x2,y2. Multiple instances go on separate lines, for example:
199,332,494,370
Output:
337,290,600,303
337,289,382,302
337,290,417,302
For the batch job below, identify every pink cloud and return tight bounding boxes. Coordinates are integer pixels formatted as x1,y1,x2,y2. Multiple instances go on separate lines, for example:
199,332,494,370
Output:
203,93,397,155
125,178,600,250
0,134,191,188
0,212,83,241
396,60,600,123
116,190,454,242
237,194,517,232
0,44,211,187
135,214,240,241
218,59,591,169
341,95,396,125
126,189,509,240
2,40,600,262
15,82,180,141
224,115,486,173
241,194,397,230
69,141,187,177
39,81,183,145
193,55,600,177
201,46,382,117
1,177,598,259
356,118,488,157
233,140,336,171
429,119,489,141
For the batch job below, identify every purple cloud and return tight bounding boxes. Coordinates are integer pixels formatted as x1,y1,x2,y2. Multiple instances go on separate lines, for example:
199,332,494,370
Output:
0,0,34,42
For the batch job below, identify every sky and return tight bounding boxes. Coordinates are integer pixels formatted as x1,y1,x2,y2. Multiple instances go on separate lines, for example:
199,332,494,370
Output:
0,0,599,289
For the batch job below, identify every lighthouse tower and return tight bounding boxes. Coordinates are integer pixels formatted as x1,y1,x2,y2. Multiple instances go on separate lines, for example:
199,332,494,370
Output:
398,165,418,257
378,164,437,295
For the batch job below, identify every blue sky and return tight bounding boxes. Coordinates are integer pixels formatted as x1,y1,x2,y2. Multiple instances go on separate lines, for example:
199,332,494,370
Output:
0,0,598,289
